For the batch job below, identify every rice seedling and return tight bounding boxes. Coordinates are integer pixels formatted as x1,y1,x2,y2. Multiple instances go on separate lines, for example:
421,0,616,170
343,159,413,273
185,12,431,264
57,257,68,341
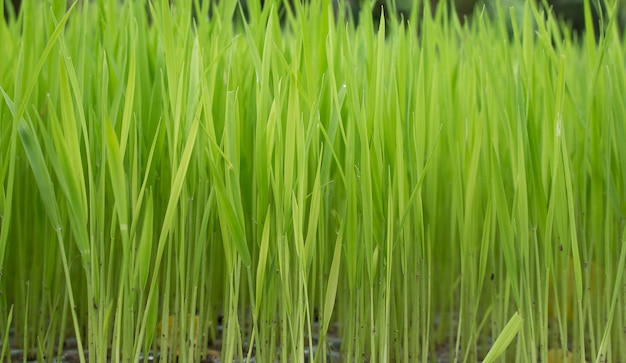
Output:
0,0,625,362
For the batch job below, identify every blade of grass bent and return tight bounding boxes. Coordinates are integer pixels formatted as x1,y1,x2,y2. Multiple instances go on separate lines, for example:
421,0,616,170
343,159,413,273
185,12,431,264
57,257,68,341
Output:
1,92,61,230
482,311,523,363
105,120,130,247
255,210,272,315
323,225,342,334
16,118,86,363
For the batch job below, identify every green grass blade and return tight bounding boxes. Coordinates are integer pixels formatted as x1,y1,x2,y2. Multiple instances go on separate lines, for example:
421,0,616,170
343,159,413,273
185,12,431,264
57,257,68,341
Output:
14,117,61,230
482,312,523,363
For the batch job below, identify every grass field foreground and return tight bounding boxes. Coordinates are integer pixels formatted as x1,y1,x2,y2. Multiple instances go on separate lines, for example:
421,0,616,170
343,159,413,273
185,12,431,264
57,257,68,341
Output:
1,0,626,362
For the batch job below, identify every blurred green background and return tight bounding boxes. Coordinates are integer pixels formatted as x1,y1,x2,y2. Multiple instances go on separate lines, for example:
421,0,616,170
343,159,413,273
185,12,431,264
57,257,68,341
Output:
3,0,626,39
368,0,623,34
3,0,623,33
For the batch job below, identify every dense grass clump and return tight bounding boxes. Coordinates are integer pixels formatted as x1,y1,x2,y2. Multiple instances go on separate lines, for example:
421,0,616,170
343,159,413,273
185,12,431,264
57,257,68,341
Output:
1,0,625,362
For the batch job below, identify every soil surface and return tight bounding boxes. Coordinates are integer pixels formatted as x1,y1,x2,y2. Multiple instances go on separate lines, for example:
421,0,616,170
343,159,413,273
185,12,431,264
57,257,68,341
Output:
4,316,489,363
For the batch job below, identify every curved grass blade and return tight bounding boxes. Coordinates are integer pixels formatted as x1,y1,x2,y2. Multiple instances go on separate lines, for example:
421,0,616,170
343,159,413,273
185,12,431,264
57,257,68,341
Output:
105,119,130,244
322,227,342,334
15,117,61,230
482,312,523,363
